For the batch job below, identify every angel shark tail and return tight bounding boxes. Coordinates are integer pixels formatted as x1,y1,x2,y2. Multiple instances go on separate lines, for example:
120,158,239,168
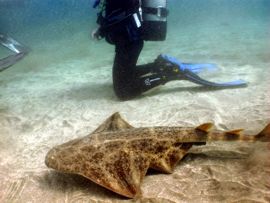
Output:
195,122,270,142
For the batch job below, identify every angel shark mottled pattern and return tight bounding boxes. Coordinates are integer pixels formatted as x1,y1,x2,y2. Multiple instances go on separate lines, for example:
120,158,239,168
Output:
45,113,270,198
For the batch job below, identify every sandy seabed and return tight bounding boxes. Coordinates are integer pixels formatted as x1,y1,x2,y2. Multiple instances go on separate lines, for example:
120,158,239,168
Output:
1,23,270,203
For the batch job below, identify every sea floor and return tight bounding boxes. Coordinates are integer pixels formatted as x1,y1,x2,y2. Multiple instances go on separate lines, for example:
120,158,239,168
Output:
0,16,270,203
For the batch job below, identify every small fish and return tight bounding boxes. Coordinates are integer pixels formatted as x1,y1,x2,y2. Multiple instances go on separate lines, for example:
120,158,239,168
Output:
45,113,270,198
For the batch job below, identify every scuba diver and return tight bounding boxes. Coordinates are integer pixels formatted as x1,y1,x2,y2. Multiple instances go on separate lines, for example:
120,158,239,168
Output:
92,0,247,100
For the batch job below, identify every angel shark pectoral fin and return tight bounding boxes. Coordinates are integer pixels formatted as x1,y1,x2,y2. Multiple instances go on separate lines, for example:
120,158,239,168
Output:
92,112,134,133
108,151,150,198
81,150,150,198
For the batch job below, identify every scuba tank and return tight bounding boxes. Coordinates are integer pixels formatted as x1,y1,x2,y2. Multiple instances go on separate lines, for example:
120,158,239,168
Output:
141,0,168,41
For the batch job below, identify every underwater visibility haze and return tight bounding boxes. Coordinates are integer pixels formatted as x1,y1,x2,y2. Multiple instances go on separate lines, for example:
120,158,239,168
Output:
0,0,270,202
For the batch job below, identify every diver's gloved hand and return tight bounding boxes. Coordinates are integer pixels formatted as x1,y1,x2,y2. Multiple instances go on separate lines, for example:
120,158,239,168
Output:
160,54,218,74
91,26,103,40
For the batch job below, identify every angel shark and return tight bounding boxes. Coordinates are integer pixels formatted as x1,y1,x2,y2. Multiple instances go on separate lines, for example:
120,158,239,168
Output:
45,113,270,198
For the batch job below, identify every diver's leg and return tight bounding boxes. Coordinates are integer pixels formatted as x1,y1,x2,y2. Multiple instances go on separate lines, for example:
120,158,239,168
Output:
113,39,169,100
112,39,143,100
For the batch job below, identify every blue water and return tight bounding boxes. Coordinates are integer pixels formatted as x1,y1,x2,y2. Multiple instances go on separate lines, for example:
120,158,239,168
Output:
1,0,270,32
1,0,269,65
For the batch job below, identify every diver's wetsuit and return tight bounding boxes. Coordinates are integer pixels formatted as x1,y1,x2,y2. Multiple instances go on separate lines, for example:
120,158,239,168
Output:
102,0,176,100
112,35,172,100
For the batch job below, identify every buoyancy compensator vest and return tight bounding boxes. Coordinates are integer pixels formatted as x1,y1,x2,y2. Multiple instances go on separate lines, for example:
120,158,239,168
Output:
94,0,142,44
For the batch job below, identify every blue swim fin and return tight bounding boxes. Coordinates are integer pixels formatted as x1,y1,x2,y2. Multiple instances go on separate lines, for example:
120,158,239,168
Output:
160,54,218,74
181,69,247,87
160,54,247,88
